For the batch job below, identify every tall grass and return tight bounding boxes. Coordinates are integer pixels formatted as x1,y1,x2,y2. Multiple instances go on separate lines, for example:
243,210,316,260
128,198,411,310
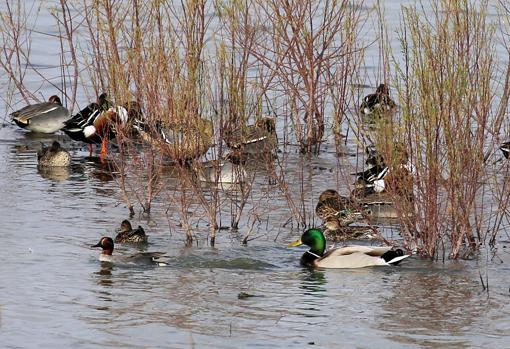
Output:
386,0,510,258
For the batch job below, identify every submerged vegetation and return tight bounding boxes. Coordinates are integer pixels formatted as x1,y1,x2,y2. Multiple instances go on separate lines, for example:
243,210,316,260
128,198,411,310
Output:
1,0,510,260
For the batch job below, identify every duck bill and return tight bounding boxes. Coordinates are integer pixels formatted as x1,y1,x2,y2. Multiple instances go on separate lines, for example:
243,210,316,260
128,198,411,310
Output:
91,242,102,248
288,238,303,247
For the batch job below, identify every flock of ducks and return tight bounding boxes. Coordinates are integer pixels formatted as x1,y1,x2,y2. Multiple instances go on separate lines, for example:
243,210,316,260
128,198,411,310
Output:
10,85,414,268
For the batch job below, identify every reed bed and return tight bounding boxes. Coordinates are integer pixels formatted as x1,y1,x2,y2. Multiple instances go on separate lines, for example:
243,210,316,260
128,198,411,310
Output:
1,0,509,258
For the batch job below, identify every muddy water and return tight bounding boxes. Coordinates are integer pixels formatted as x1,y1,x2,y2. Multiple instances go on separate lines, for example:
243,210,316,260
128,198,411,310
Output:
1,1,510,348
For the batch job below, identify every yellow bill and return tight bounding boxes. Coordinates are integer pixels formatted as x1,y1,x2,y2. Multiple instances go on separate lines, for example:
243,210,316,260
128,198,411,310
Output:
288,238,303,247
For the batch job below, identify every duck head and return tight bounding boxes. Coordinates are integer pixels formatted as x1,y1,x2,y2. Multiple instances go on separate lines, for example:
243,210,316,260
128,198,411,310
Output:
376,84,390,95
318,189,340,203
255,117,276,134
50,140,62,152
116,220,133,233
288,228,326,256
48,95,63,105
91,237,114,255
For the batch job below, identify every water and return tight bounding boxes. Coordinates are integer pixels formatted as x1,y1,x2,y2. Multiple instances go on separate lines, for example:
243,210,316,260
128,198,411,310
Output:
1,1,510,348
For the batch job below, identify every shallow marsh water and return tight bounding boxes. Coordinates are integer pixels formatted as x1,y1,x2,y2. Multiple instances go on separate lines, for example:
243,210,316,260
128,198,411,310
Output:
1,1,510,348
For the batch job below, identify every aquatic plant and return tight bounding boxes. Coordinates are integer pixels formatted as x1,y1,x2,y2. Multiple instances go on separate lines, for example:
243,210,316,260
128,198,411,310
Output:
380,0,510,258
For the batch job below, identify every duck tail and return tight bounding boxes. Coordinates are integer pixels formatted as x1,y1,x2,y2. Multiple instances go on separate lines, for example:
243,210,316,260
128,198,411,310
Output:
381,249,410,265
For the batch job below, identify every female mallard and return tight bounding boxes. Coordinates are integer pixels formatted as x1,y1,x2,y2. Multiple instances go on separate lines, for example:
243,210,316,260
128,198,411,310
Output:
37,141,71,167
359,84,397,117
114,220,148,243
10,95,71,133
133,117,214,162
225,116,277,155
315,189,365,230
288,228,409,268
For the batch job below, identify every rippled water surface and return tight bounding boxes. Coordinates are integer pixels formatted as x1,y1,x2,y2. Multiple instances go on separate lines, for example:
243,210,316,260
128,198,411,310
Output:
1,1,510,348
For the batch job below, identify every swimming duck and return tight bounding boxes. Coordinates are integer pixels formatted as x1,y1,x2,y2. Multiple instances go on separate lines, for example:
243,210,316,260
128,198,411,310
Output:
10,95,71,133
225,116,277,155
359,84,397,118
195,151,248,184
133,117,214,162
500,141,510,159
351,143,413,199
315,189,365,229
91,237,166,265
63,93,129,157
37,141,71,167
288,228,409,268
114,220,148,243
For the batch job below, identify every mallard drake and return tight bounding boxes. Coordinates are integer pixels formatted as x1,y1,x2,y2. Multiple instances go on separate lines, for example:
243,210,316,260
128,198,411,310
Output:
63,93,129,157
10,95,71,133
114,220,148,243
500,141,510,159
359,84,397,117
315,189,365,229
288,228,409,268
225,116,277,155
37,141,71,167
91,237,166,265
133,117,214,162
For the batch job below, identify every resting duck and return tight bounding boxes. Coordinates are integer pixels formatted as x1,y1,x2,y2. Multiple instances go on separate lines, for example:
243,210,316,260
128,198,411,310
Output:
359,84,397,118
63,93,129,157
225,116,277,155
133,117,214,162
500,141,510,159
10,95,71,133
315,189,365,230
114,220,148,243
37,141,71,167
91,237,166,265
288,228,409,268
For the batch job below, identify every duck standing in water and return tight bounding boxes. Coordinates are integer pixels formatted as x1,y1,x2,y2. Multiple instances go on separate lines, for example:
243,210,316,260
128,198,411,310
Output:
114,220,148,243
10,95,71,133
91,237,166,265
288,228,409,268
63,93,130,157
37,141,71,167
359,84,397,118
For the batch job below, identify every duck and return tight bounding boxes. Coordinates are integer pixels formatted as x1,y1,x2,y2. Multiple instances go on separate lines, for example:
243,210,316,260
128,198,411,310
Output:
37,141,71,167
500,141,510,159
195,151,248,184
351,143,413,199
315,189,365,230
62,93,129,157
133,117,214,162
225,116,277,155
114,220,148,243
91,237,166,265
359,84,397,118
10,95,71,133
288,228,409,268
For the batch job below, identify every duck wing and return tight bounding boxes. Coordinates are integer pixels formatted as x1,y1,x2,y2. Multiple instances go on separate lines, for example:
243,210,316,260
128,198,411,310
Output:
316,251,389,268
11,102,68,124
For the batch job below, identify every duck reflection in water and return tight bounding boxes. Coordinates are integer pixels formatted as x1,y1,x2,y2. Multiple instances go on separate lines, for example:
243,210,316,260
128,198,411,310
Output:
95,264,114,288
298,269,329,319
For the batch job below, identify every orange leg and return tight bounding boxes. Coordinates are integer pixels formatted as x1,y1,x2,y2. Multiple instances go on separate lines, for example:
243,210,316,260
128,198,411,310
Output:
100,138,107,158
88,143,93,157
